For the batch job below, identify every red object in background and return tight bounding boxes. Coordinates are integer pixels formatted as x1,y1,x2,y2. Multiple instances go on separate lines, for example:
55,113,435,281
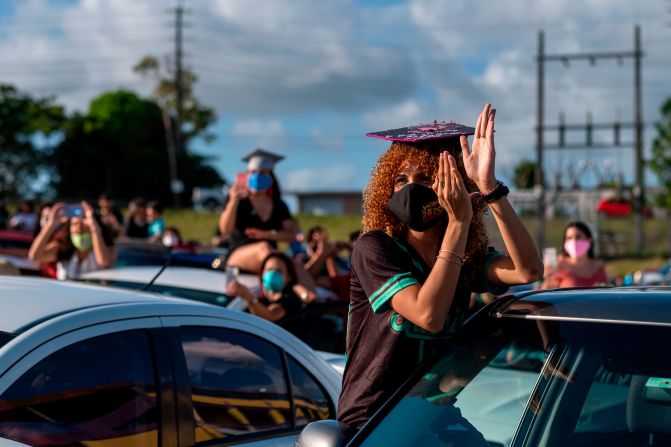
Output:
596,199,653,218
0,229,34,257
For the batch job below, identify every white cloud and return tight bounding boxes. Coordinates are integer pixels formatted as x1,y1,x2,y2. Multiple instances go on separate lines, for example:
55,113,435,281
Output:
0,0,669,190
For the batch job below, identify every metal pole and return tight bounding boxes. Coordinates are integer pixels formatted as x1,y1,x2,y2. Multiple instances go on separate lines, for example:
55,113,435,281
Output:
634,25,644,252
173,4,184,208
536,31,546,251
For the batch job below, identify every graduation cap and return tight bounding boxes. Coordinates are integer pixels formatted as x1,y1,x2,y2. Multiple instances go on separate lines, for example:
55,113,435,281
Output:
242,148,285,171
366,121,475,143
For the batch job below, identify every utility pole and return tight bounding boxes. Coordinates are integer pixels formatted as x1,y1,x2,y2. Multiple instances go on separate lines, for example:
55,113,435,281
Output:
169,2,186,208
535,31,545,252
535,26,645,252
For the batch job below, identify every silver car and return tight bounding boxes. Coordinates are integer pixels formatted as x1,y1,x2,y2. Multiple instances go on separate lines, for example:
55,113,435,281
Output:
0,277,341,447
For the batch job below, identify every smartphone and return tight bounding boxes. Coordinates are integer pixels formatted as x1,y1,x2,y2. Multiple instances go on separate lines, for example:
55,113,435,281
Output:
542,247,558,269
224,265,239,287
64,203,84,218
235,172,248,189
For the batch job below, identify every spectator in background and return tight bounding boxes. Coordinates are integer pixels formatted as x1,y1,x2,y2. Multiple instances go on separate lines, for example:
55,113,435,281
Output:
538,221,607,289
303,226,352,300
97,194,123,239
147,200,166,242
33,202,55,239
226,252,307,323
9,200,37,233
28,202,116,280
123,197,148,239
218,150,297,271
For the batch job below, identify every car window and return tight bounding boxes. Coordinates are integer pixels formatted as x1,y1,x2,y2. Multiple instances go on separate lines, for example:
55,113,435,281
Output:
356,317,546,447
180,326,292,444
520,323,671,447
287,355,334,426
0,330,159,447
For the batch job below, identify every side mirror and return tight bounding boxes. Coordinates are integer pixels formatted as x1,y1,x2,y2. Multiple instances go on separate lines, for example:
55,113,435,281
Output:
295,420,354,447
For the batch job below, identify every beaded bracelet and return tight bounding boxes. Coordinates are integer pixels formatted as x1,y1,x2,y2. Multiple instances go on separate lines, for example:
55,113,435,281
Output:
438,249,465,264
470,180,510,204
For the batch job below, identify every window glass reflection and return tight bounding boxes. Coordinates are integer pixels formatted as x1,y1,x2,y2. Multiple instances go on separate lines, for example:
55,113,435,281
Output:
180,327,291,443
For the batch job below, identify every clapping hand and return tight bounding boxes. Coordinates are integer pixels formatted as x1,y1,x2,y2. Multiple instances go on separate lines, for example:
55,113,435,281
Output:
432,151,473,224
460,103,498,192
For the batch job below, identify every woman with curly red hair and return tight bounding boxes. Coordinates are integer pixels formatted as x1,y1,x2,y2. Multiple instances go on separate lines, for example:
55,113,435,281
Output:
337,103,543,430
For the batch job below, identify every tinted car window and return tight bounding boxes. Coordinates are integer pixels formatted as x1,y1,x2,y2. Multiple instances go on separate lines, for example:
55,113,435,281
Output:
522,323,671,447
287,356,334,426
0,330,159,447
180,327,291,444
357,317,546,447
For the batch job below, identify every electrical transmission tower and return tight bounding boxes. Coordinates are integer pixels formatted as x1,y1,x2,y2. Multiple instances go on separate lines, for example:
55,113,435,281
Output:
535,25,644,252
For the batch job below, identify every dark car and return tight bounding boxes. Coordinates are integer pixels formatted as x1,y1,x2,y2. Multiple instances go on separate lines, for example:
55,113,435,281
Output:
298,287,671,447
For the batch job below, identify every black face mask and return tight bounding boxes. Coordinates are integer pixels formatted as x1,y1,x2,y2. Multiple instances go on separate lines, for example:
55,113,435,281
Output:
388,183,446,231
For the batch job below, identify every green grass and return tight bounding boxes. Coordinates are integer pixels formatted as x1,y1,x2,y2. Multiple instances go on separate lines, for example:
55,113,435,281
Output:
164,209,669,276
164,210,363,245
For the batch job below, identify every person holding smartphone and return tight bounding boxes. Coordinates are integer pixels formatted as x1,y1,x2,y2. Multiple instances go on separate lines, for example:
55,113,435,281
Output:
218,150,302,274
538,221,607,289
28,201,117,280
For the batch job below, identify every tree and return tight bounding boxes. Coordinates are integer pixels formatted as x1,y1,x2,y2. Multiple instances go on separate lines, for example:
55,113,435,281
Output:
512,159,537,189
51,90,223,203
649,97,671,249
133,56,221,206
0,84,64,198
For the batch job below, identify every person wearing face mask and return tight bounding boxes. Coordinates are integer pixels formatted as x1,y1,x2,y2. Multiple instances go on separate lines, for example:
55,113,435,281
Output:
28,202,117,280
538,221,607,289
337,104,543,431
226,252,308,327
218,150,317,296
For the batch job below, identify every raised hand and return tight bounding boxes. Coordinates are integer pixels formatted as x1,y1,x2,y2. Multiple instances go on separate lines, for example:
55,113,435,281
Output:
432,151,473,224
45,202,68,229
461,103,497,192
81,201,97,230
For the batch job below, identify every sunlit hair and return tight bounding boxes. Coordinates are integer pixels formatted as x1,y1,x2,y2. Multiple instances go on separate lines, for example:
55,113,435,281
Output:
362,139,490,286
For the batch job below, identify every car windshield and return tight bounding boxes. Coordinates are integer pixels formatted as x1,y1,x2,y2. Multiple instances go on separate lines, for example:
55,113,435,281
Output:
353,313,546,447
82,279,233,307
355,307,671,447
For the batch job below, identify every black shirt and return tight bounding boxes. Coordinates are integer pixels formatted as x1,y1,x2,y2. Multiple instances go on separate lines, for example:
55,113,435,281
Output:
336,230,502,429
228,198,292,250
123,218,148,238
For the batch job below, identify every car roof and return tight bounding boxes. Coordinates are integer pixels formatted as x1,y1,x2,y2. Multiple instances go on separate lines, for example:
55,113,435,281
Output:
80,266,259,292
498,286,671,327
0,276,182,334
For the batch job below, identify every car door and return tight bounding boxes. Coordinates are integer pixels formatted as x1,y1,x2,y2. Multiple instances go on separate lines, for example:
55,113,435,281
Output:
161,316,338,447
0,317,176,447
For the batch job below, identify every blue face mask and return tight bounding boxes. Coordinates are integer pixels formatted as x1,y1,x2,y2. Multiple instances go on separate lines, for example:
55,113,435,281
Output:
248,172,273,191
262,270,285,293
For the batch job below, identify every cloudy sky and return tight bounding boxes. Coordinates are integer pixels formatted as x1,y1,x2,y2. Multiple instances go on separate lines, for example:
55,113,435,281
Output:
1,0,669,201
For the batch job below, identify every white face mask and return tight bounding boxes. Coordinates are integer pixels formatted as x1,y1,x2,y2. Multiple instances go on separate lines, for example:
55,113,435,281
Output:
162,234,178,247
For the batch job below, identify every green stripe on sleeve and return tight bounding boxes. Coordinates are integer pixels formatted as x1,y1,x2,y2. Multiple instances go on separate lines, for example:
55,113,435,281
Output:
368,272,412,304
371,277,419,314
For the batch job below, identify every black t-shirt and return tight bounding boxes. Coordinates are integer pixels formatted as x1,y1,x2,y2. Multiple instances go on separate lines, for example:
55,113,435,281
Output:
336,230,502,429
228,198,292,250
123,218,148,238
